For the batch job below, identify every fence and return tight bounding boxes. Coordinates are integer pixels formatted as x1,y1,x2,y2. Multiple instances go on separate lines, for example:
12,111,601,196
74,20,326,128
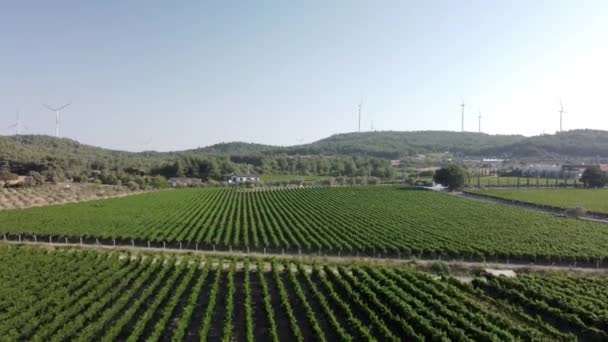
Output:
1,232,605,269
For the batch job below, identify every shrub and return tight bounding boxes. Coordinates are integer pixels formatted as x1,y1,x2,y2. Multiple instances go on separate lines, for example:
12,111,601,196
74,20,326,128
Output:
564,207,587,218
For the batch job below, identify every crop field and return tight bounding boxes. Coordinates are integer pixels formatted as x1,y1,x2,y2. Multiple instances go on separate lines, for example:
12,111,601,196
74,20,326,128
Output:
472,274,608,340
472,188,608,214
465,176,576,188
0,183,142,210
0,246,595,341
1,186,608,263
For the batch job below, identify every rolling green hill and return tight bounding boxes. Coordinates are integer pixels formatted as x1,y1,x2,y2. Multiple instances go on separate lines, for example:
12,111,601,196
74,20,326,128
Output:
2,129,608,176
179,129,608,159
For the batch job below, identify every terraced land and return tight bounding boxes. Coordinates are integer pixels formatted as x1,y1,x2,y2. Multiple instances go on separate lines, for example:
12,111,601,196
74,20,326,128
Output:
1,187,608,264
472,188,608,214
1,246,596,341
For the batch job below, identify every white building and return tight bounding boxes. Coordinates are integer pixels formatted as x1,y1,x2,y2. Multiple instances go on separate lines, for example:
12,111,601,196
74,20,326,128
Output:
223,173,260,184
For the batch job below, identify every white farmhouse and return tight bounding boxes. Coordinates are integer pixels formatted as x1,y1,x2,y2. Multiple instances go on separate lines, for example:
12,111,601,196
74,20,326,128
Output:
223,173,260,184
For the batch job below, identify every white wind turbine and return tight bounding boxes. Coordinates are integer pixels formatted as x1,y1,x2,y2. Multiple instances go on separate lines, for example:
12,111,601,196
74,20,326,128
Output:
43,102,71,137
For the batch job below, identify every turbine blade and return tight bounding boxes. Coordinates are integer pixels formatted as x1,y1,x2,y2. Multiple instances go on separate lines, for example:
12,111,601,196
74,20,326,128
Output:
57,102,71,111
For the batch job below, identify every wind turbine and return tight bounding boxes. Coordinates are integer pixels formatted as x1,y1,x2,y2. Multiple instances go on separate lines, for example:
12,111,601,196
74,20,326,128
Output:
8,110,20,135
558,100,566,132
478,110,482,133
357,98,363,132
140,138,153,151
43,102,71,137
460,99,465,132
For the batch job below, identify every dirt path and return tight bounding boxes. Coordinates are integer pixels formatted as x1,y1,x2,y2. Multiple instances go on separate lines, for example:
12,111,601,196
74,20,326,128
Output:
2,239,607,274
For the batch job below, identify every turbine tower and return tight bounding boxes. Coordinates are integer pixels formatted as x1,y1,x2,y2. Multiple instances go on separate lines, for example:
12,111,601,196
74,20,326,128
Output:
43,102,71,137
8,110,20,135
558,100,566,132
478,110,482,133
358,98,363,132
460,99,465,132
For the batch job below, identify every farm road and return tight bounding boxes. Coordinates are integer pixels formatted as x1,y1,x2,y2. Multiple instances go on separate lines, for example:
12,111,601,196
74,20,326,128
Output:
2,239,607,274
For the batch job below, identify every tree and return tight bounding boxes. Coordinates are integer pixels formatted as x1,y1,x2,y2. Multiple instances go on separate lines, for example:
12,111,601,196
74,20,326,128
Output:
0,160,18,182
580,166,607,188
28,171,45,186
433,165,465,190
150,175,168,189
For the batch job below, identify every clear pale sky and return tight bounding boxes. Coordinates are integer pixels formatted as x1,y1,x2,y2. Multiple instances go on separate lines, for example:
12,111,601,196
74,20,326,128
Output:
1,1,607,151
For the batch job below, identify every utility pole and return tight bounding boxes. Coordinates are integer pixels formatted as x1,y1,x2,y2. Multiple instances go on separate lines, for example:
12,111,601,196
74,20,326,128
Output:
460,100,465,132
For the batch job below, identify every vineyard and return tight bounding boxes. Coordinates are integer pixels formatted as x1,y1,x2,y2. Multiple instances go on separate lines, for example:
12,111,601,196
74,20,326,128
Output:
2,245,600,341
472,274,608,340
472,188,608,214
1,186,608,264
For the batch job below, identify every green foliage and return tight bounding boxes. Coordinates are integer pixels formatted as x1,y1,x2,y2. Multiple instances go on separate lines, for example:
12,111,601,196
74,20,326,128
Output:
0,246,586,340
428,261,449,275
475,274,608,340
474,188,608,214
433,165,465,190
580,166,607,188
2,187,608,262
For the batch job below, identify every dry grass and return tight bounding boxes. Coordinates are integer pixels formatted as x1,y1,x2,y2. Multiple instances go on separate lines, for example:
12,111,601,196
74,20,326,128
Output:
0,183,148,210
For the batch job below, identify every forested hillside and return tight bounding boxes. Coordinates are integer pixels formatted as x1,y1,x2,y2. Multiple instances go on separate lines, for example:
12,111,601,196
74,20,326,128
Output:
1,129,607,183
187,129,608,159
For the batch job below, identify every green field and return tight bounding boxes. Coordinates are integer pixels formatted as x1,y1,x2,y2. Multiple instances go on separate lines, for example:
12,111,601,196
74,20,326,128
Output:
472,273,608,340
465,176,577,188
2,186,608,263
473,188,608,214
0,245,594,341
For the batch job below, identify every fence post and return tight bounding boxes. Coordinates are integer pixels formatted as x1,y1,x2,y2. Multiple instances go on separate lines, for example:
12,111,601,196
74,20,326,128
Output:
131,239,134,247
264,247,266,255
148,241,151,248
196,243,199,251
96,238,99,246
180,241,182,250
18,235,21,243
80,237,83,246
213,244,215,252
65,237,68,245
49,236,52,245
113,239,116,247
163,241,166,249
3,234,6,242
34,235,37,244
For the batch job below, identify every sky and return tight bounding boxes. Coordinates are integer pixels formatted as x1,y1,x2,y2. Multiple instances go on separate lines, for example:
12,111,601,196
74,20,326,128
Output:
1,1,608,151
